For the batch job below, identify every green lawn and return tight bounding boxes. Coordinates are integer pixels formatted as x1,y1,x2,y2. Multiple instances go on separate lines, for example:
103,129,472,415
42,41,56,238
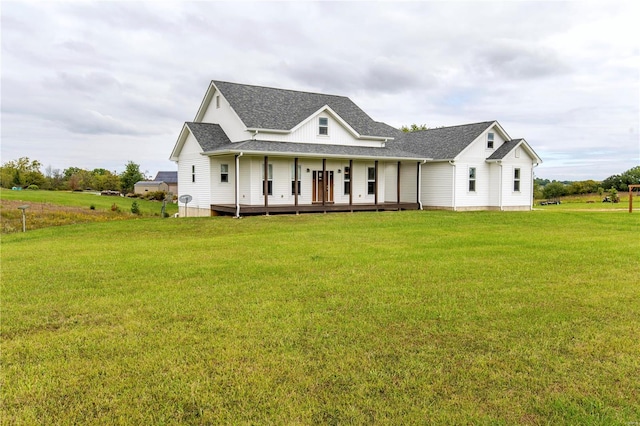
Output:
2,210,639,424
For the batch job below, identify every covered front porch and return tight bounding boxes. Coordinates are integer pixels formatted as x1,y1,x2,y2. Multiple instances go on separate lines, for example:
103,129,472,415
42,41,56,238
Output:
211,201,420,216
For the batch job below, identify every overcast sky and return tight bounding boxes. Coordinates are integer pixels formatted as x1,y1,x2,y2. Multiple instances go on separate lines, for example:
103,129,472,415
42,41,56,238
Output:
2,1,638,181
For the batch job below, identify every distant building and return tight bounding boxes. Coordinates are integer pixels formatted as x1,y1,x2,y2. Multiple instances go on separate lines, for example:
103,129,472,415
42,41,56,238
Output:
134,180,169,195
153,171,178,195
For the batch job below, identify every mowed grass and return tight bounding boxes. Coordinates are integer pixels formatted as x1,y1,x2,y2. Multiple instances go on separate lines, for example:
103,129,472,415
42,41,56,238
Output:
2,210,639,424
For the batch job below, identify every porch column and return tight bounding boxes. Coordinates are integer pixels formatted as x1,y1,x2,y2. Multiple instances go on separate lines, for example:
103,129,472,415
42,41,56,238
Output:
235,153,242,218
263,156,269,213
374,160,378,208
349,159,353,211
397,161,401,205
294,157,299,213
417,161,423,210
322,158,326,207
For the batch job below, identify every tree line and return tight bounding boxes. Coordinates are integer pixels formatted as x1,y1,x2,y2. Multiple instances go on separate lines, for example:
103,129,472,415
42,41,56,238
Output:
535,166,640,199
0,157,146,194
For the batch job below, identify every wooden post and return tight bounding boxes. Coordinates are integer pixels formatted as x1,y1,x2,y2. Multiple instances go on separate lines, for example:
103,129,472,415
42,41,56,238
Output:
629,185,640,213
322,158,326,208
397,161,401,206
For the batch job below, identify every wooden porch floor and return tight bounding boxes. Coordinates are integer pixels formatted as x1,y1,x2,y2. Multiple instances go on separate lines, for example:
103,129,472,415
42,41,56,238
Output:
211,202,420,216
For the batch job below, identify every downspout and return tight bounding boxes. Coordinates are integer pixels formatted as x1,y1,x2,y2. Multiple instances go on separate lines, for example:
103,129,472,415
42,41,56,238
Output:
417,160,427,210
449,160,456,211
235,152,243,218
498,161,503,211
531,163,539,210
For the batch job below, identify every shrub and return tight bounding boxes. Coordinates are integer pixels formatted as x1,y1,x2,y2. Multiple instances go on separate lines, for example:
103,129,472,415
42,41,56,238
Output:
143,190,167,201
131,201,140,215
26,185,39,190
89,204,96,210
111,203,120,212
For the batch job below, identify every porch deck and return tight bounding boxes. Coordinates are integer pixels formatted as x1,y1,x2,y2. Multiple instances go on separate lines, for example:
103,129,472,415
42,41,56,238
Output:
211,202,420,216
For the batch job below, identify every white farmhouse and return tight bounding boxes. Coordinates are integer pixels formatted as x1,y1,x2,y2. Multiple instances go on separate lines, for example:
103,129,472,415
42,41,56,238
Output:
170,80,541,216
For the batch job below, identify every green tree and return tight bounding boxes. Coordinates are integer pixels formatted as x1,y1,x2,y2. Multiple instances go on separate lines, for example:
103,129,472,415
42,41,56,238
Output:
119,161,144,194
400,123,429,132
542,181,567,200
0,157,45,188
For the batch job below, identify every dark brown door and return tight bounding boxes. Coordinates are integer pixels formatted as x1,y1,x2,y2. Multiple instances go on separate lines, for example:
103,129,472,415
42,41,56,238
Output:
312,171,334,203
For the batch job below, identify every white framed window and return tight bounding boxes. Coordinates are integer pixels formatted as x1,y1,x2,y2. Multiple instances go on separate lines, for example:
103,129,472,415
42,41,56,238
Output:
468,167,476,192
291,164,301,195
318,117,328,135
343,166,351,195
262,163,273,196
487,132,494,149
220,164,229,183
191,165,195,183
514,168,521,192
367,166,376,195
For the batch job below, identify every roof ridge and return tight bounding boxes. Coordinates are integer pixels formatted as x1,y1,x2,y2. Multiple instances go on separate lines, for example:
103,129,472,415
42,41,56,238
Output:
212,80,348,100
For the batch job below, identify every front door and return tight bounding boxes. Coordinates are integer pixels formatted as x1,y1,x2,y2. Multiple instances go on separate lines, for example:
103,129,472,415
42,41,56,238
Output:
312,170,334,203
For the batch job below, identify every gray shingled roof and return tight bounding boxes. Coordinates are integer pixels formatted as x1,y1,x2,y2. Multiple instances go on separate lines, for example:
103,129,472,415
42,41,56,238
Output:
154,171,177,183
213,80,400,139
210,139,425,160
487,139,523,160
186,122,423,159
392,121,494,160
185,122,231,151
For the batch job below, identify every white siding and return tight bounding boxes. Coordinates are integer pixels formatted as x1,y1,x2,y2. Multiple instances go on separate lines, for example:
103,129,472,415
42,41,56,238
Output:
400,161,418,203
500,147,536,210
384,163,397,202
255,112,385,148
422,162,453,209
210,156,235,204
200,90,252,142
177,133,211,216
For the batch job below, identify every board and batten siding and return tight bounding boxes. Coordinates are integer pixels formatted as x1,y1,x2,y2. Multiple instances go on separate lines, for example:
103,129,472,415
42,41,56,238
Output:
200,91,252,143
177,132,211,216
255,113,385,148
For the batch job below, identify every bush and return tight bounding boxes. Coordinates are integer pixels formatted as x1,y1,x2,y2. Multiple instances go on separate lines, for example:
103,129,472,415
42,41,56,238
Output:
111,203,120,212
143,190,167,201
89,204,96,210
26,185,39,190
131,201,140,215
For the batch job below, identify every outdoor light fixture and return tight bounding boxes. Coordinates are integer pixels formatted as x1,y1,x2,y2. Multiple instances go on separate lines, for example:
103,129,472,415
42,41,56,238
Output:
306,168,310,173
338,169,342,173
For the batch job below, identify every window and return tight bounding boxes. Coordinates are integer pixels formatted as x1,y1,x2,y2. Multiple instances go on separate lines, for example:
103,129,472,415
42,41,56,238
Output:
514,168,521,192
191,165,195,183
487,132,494,149
343,166,351,195
220,164,229,183
216,95,220,109
291,164,301,195
262,163,273,196
468,167,476,192
367,166,376,195
319,117,328,135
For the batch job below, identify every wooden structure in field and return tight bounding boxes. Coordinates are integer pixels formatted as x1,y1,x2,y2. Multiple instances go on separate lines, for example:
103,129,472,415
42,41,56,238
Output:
629,185,640,213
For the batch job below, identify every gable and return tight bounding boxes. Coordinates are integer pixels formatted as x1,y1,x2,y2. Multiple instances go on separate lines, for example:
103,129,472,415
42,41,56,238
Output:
169,122,231,161
207,80,400,139
394,121,494,160
486,139,542,164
